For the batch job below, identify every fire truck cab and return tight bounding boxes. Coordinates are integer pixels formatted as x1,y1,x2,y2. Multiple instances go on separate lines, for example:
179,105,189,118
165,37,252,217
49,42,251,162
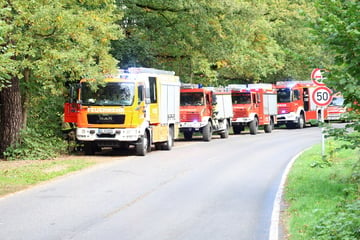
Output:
229,84,277,135
276,81,327,128
326,92,347,121
64,68,180,156
179,85,233,141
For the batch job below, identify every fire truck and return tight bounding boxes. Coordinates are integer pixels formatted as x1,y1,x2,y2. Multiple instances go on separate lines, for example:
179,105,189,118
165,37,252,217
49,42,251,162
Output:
64,68,181,156
228,84,278,135
179,85,233,141
276,81,327,128
326,92,347,121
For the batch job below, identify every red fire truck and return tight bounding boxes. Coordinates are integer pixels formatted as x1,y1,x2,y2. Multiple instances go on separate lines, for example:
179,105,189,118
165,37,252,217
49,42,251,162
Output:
228,84,278,135
326,92,347,121
179,85,233,141
276,81,328,128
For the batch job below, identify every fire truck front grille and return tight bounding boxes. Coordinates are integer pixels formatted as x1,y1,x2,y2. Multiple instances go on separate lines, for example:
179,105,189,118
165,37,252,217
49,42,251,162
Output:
87,114,125,124
233,109,247,117
181,113,201,122
278,107,290,114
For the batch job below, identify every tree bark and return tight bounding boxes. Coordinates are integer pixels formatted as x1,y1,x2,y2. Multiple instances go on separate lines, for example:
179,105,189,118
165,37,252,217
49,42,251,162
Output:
0,76,23,158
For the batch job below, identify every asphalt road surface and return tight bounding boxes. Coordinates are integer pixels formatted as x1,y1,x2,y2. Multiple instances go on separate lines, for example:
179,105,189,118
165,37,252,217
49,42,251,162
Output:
0,126,323,240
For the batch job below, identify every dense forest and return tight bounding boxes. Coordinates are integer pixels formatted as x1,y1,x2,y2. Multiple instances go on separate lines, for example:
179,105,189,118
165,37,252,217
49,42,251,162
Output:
0,0,359,159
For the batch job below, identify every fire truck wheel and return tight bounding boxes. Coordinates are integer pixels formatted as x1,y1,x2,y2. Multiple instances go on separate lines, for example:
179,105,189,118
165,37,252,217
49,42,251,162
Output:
183,131,193,140
233,126,242,134
202,122,212,141
220,121,229,138
84,142,96,155
264,119,273,133
162,127,174,151
249,118,258,135
136,133,149,156
296,114,305,129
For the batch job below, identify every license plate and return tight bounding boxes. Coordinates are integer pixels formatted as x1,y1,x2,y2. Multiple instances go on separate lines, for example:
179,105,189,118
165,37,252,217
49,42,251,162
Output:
98,129,115,134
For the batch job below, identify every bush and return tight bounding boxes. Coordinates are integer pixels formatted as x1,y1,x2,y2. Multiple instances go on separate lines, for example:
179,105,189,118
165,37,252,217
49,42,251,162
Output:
312,200,360,240
3,93,68,160
3,128,67,160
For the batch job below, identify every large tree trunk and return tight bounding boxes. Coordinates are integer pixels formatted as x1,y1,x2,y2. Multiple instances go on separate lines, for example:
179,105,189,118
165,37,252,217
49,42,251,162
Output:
0,76,23,158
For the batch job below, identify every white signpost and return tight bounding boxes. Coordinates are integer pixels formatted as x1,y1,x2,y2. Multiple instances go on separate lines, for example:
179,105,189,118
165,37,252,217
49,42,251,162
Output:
311,69,332,160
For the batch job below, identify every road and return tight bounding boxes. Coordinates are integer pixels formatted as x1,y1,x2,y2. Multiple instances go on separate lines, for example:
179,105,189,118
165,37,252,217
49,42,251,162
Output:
0,127,322,240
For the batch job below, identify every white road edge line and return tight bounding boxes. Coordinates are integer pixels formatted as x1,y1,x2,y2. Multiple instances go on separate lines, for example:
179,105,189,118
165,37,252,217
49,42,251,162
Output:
269,148,309,240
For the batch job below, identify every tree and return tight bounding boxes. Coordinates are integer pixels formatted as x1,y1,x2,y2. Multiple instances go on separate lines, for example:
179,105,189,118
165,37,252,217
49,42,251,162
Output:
313,0,359,149
113,0,323,84
0,0,122,158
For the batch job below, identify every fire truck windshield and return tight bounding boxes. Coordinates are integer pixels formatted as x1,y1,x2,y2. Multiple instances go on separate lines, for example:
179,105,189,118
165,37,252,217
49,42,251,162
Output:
180,92,204,106
277,88,291,103
330,97,344,106
231,93,251,104
80,82,135,106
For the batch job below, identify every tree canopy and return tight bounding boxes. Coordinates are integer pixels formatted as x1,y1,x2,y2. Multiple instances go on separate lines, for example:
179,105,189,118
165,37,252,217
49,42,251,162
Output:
113,0,323,85
0,0,122,157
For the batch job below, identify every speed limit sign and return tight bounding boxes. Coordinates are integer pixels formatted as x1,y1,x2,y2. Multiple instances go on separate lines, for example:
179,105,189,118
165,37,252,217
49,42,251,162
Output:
312,86,333,106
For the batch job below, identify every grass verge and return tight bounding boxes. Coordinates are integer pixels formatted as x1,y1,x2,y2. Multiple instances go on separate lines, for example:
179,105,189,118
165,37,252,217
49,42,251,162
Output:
283,140,359,240
0,157,98,197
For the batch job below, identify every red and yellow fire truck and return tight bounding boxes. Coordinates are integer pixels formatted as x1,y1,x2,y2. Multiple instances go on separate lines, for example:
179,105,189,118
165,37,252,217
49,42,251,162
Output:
179,85,233,141
64,68,180,156
228,84,278,135
276,81,328,128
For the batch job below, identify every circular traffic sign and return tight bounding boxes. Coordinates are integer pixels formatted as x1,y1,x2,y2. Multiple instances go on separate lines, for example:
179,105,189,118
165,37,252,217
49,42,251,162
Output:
312,86,333,106
311,68,327,86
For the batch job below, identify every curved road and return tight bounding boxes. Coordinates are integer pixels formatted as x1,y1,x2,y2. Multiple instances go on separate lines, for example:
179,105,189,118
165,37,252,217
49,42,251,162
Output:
0,127,322,240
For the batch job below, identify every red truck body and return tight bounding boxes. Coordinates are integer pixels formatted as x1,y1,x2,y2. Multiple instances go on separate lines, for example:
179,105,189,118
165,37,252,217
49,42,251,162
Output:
229,84,277,135
326,92,347,121
276,81,328,128
179,85,233,141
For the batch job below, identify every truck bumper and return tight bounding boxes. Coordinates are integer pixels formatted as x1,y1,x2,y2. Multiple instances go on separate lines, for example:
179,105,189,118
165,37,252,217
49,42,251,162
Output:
76,128,141,142
232,118,252,126
276,113,297,123
179,121,207,131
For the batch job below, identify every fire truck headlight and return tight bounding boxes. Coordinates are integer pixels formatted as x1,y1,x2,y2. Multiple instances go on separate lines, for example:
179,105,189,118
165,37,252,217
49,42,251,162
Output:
281,110,288,114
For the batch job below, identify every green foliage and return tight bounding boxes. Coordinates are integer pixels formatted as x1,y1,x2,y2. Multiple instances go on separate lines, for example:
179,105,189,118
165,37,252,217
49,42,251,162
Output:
285,142,359,240
312,200,360,240
3,88,72,160
0,158,95,196
114,0,321,84
3,128,67,160
0,0,123,158
313,0,360,147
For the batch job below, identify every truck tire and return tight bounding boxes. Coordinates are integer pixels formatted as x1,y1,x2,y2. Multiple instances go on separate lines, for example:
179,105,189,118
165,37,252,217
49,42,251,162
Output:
183,131,193,140
84,142,96,155
220,120,229,139
202,122,212,141
249,118,258,135
264,118,273,133
136,133,149,156
232,126,242,134
162,127,174,150
296,114,305,129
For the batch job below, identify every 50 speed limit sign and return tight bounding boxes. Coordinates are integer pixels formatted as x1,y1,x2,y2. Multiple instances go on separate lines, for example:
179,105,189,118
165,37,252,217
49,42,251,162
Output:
312,86,333,106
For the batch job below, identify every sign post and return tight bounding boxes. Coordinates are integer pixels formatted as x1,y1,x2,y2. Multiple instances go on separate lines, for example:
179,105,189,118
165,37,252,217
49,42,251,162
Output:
311,68,332,160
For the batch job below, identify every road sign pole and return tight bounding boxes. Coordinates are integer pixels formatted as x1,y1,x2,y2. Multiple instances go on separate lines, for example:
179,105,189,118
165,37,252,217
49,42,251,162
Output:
321,107,326,160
